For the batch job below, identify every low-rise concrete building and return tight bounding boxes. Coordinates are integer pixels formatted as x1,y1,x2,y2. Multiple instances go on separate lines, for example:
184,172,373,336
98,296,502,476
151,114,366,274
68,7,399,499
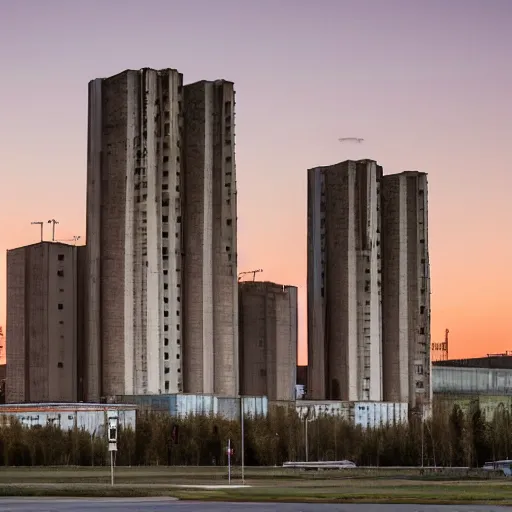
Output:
239,281,298,401
0,402,137,433
6,242,85,403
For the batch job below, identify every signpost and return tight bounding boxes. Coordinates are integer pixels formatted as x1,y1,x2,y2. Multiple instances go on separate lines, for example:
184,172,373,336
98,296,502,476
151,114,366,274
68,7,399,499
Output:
107,412,118,486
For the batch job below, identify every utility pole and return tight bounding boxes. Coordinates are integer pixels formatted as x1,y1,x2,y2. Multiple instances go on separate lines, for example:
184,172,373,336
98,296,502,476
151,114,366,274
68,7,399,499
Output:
48,219,59,242
240,396,245,484
31,221,44,242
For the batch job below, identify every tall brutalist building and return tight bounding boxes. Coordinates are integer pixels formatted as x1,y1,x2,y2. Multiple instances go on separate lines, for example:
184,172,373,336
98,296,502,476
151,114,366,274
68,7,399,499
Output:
380,171,431,413
307,159,431,412
307,160,383,402
85,68,238,400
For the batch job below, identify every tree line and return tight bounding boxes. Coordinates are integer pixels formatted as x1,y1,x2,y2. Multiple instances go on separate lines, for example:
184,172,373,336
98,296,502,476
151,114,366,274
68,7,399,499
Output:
0,401,510,467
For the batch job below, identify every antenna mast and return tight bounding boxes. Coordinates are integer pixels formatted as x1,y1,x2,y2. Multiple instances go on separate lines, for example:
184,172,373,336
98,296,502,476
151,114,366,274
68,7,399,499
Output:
30,221,44,242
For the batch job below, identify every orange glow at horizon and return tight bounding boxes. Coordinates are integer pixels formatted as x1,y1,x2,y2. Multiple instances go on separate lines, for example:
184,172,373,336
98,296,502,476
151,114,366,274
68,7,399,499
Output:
1,0,511,371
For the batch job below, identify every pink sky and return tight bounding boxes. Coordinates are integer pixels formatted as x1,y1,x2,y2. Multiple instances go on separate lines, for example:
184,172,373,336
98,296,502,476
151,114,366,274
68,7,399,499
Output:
1,0,511,366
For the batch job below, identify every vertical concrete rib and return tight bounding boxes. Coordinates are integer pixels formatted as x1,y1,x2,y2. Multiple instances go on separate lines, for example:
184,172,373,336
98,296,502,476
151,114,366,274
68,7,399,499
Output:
183,81,214,393
145,70,160,393
306,169,326,399
124,72,136,396
212,81,237,397
85,79,103,402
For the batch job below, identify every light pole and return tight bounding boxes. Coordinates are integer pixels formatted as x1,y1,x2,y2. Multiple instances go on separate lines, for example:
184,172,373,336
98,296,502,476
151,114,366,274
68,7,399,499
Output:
240,395,245,484
420,402,425,468
48,219,59,242
302,406,316,462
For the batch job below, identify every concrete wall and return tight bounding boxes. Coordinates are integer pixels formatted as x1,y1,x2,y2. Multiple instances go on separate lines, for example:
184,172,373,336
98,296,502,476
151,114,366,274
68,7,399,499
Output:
239,282,298,401
307,160,382,401
183,80,238,396
6,243,78,403
381,172,430,411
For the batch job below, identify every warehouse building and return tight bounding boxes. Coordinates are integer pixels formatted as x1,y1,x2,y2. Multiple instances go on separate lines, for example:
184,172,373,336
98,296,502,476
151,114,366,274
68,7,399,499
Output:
433,356,512,419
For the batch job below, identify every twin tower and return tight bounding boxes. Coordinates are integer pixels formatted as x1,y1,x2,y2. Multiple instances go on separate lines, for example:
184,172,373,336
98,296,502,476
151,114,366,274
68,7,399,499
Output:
86,69,238,400
307,161,431,411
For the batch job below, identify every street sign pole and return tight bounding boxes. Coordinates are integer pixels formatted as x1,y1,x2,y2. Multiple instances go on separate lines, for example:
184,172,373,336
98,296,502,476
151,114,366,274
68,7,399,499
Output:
107,412,118,486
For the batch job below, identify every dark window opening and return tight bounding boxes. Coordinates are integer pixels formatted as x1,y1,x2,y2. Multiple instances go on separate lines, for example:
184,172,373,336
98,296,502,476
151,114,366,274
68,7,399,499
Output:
163,215,168,222
164,325,169,332
58,254,64,261
164,311,169,317
163,232,168,238
58,303,63,310
57,270,64,277
57,362,63,369
165,367,170,374
164,352,169,360
164,338,169,346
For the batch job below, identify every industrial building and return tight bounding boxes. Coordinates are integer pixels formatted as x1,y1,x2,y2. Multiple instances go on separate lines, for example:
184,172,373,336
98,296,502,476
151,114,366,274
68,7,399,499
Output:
307,160,383,401
5,242,85,403
0,403,137,433
296,400,408,429
432,356,512,419
85,68,238,400
239,281,298,401
380,171,431,412
117,393,267,420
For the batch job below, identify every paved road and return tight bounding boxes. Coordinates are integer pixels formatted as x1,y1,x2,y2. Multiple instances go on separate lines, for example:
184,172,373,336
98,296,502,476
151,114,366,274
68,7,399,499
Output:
0,499,510,512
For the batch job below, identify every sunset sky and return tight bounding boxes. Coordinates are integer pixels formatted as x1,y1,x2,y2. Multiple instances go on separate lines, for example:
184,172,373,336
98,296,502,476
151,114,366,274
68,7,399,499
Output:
1,0,511,366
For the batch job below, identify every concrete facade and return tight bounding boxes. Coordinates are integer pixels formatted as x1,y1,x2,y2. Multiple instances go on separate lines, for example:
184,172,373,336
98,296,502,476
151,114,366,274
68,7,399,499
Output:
307,160,383,401
182,80,238,396
239,281,297,401
381,172,431,411
6,242,81,403
86,69,238,399
86,68,184,399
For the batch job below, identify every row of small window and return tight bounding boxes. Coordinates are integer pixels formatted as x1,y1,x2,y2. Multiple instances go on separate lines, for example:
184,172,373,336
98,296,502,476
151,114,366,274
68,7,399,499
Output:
164,381,182,392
